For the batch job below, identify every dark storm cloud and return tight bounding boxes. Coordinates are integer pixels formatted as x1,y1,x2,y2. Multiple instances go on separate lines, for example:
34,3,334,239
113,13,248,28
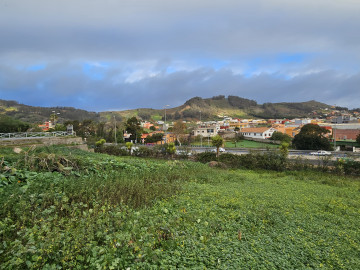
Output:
1,63,359,110
0,0,359,110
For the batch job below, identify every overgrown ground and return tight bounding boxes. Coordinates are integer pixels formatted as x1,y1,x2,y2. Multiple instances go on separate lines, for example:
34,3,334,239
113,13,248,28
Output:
0,146,359,269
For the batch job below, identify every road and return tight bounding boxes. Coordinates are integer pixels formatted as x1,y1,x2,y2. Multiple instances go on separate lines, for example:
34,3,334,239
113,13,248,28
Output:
188,147,359,161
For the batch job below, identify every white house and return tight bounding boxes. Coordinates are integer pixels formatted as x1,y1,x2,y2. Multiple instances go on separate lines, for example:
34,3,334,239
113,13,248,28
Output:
239,127,277,139
193,124,221,137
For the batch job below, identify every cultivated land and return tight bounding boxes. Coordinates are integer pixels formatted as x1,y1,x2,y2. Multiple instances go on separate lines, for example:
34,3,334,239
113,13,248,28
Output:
0,146,359,269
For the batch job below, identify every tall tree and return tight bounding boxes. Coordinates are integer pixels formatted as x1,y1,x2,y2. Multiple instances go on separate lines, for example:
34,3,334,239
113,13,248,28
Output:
0,115,30,132
292,124,332,150
125,117,143,142
172,120,186,146
211,135,224,157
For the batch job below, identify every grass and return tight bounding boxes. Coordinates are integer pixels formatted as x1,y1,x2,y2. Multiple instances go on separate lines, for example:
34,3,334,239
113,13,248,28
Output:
0,146,359,269
225,140,279,148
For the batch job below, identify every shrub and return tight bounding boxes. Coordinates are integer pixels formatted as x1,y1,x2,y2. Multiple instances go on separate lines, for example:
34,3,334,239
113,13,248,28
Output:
336,159,360,175
195,152,217,163
95,145,129,156
166,143,176,156
95,138,106,147
133,146,154,157
218,153,242,168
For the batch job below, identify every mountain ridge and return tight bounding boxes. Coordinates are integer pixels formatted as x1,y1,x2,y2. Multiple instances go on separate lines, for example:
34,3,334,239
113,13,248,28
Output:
0,96,336,123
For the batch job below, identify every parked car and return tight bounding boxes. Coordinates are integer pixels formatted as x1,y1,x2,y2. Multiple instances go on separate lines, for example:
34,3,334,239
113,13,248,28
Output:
310,150,332,156
211,147,226,153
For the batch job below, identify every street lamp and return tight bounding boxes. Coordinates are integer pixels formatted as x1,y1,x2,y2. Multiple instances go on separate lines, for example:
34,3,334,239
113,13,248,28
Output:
199,111,202,147
164,105,170,143
114,115,117,145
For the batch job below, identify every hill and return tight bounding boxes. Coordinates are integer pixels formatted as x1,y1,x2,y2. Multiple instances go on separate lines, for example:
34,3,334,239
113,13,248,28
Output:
0,99,101,123
0,96,332,124
104,95,331,121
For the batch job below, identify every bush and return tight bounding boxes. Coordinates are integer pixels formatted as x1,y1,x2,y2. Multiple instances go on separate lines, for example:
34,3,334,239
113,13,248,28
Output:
95,138,106,147
195,152,217,163
95,145,129,156
133,146,154,157
336,159,360,175
218,153,242,168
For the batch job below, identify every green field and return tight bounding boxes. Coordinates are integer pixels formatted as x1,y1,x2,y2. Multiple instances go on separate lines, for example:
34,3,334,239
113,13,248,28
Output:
224,140,279,149
0,146,359,269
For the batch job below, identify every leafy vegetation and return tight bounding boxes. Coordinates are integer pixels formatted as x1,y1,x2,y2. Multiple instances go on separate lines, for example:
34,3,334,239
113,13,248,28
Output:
211,135,224,157
0,115,30,132
0,146,359,269
0,99,101,123
293,124,332,150
270,131,292,143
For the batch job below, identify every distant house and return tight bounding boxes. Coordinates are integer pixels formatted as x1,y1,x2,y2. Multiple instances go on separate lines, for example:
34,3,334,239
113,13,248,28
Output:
193,124,221,137
123,132,132,142
38,121,54,131
272,124,300,138
239,127,277,139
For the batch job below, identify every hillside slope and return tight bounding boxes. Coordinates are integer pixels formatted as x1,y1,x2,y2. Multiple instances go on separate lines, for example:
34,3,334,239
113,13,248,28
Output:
0,99,101,123
104,95,331,121
0,96,332,124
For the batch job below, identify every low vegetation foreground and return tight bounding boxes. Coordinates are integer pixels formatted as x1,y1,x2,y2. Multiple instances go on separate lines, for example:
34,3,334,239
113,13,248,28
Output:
0,146,359,269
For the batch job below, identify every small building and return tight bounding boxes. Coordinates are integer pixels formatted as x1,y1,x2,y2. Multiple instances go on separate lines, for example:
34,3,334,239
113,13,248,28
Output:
38,121,55,131
333,129,360,140
66,125,74,135
193,124,221,137
239,127,277,139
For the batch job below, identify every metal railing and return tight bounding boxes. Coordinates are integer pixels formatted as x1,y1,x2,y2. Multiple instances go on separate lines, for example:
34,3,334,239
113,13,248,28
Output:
0,131,75,140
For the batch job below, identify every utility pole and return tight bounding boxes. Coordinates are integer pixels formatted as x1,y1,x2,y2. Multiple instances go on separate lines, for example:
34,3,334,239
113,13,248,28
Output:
199,111,202,147
333,123,336,151
164,105,170,143
114,115,117,144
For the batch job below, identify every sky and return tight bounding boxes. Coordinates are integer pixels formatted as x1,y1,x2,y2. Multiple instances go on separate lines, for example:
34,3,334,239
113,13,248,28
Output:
0,0,360,111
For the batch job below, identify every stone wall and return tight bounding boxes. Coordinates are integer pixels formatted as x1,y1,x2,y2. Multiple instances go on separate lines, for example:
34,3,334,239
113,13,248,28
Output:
0,137,86,148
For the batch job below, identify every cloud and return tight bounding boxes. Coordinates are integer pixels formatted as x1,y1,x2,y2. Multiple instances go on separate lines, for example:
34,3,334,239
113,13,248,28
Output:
1,62,359,111
0,0,359,111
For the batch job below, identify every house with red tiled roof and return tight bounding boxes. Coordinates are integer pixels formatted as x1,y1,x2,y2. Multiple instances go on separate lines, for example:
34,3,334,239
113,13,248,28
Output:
239,127,277,139
38,121,54,131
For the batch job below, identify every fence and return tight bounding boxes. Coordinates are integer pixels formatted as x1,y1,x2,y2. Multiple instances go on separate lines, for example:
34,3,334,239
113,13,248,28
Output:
0,131,75,140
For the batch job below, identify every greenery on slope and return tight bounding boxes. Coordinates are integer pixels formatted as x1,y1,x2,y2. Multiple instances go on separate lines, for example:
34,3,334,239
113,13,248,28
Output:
103,96,332,121
0,146,359,269
0,99,101,123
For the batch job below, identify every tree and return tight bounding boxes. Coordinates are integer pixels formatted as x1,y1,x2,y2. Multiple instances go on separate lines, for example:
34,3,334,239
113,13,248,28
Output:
125,117,143,142
172,120,186,146
166,142,176,157
150,125,156,131
270,131,292,143
292,124,332,150
211,135,224,157
279,142,289,157
0,115,30,132
232,133,244,147
356,133,360,145
145,133,164,143
125,142,133,154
